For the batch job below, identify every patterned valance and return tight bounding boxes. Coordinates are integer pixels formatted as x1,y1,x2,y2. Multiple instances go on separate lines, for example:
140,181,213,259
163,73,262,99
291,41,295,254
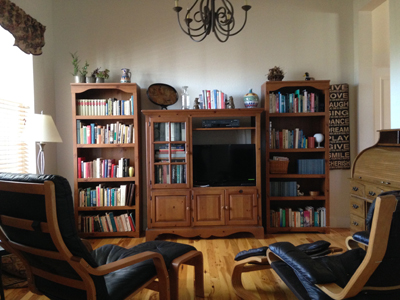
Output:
0,0,46,55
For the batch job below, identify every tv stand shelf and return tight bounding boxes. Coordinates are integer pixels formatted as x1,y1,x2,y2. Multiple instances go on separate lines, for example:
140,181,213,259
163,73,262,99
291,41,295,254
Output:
142,109,264,240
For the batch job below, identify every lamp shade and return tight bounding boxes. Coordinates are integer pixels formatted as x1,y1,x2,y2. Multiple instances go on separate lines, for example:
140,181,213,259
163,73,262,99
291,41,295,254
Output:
31,113,62,143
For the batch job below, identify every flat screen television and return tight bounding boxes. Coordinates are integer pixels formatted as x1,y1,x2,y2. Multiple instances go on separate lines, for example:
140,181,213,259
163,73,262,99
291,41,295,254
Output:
193,144,256,187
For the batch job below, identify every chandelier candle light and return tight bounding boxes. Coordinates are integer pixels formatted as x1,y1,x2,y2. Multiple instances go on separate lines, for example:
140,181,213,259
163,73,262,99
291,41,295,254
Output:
173,0,251,42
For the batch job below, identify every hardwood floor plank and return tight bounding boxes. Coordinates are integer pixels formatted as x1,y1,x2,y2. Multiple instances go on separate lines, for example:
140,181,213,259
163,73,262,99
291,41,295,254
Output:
5,229,350,299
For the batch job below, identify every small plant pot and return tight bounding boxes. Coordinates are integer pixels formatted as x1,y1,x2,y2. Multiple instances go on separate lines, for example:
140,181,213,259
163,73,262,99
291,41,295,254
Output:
96,77,105,83
74,75,85,83
86,76,95,83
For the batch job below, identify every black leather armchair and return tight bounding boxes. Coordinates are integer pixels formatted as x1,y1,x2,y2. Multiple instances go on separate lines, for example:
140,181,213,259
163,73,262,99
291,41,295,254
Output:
266,192,400,300
0,173,204,300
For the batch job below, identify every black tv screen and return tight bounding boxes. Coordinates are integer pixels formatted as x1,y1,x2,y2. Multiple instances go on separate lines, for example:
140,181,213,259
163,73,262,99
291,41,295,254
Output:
193,144,256,187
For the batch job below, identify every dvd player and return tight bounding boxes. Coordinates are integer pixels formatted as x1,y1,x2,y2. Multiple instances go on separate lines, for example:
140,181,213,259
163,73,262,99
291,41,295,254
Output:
202,119,240,128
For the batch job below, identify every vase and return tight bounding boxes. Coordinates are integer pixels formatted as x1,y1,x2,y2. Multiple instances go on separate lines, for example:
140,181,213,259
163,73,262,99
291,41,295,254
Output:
74,75,84,83
121,68,131,83
96,77,105,83
243,89,259,108
86,76,95,83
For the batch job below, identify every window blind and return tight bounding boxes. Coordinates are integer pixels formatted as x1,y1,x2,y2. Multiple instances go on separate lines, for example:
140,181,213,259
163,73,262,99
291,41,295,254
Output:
0,99,30,173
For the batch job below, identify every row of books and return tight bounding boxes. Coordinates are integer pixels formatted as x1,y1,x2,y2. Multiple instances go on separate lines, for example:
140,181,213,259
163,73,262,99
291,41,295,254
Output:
78,157,131,178
76,97,134,116
270,181,297,197
270,207,326,228
155,145,186,161
268,90,323,113
155,164,186,184
270,126,309,149
78,183,135,207
76,121,134,144
79,212,136,233
198,89,227,109
297,159,325,175
154,122,186,142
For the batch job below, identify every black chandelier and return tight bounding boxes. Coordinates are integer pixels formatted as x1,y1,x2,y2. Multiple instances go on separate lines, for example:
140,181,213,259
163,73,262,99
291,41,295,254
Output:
173,0,251,42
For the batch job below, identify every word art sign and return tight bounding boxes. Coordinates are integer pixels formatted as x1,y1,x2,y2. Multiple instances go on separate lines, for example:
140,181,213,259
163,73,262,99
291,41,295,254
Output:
329,84,350,170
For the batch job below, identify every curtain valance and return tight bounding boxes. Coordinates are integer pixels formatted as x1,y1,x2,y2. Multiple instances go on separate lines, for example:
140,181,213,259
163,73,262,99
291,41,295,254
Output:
0,0,46,55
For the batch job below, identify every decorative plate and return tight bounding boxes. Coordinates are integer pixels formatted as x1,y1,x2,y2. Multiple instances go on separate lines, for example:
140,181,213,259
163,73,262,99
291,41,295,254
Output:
147,83,178,109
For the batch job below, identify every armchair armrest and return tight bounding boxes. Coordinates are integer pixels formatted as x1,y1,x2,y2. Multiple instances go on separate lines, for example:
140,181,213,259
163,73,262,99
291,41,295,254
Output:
267,242,337,284
345,231,369,250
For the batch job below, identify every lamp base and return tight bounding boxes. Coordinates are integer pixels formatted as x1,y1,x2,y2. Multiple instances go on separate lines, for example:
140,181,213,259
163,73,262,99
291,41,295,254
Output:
37,143,46,175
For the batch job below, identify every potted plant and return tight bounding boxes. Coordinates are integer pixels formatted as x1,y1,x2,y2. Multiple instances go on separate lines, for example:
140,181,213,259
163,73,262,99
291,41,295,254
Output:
80,60,89,79
70,52,84,83
86,67,99,83
267,66,285,81
96,68,110,83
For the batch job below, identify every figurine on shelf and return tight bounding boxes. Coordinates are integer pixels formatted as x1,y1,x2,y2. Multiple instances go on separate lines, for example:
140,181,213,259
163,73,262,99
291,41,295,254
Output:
304,72,315,80
193,97,200,109
297,184,304,196
226,96,235,109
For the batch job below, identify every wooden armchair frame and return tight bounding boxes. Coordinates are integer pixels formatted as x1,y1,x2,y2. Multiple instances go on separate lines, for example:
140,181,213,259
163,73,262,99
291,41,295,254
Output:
266,195,398,300
0,179,204,299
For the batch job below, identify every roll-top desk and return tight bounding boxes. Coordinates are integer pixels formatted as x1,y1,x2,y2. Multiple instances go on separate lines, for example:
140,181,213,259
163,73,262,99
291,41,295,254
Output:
350,129,400,233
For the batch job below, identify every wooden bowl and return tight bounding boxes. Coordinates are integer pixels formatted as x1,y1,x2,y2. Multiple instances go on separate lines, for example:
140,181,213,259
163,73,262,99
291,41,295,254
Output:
310,191,320,196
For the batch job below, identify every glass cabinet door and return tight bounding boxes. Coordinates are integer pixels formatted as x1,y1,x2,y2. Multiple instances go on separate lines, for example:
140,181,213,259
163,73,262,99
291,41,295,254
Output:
152,120,188,188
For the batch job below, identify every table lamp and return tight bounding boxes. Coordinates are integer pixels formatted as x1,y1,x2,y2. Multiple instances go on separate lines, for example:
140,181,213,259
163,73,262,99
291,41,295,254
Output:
32,112,62,174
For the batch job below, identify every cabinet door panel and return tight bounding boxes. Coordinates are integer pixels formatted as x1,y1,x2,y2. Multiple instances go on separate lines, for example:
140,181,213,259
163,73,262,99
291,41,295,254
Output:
226,188,258,225
150,190,191,228
192,189,225,226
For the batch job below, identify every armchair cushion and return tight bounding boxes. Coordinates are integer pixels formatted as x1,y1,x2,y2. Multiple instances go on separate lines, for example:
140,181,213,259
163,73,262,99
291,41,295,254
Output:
234,240,331,261
92,240,196,300
270,243,366,300
269,242,337,284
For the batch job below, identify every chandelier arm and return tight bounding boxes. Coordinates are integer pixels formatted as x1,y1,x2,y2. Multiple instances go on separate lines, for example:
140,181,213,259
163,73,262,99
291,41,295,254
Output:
226,10,249,37
176,10,208,38
215,10,249,37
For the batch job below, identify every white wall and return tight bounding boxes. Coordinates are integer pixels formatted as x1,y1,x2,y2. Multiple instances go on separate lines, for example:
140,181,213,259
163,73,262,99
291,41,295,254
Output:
389,0,400,128
15,0,357,229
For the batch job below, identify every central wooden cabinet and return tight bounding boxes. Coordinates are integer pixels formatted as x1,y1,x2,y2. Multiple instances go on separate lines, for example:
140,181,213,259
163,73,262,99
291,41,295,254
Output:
143,109,264,241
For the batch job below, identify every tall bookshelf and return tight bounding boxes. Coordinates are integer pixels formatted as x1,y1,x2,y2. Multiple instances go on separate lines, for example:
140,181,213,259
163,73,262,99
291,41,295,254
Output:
262,80,330,233
71,83,141,238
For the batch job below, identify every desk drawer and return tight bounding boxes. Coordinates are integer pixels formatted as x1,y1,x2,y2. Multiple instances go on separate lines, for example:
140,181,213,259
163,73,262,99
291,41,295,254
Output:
350,180,364,197
364,184,390,201
350,214,365,233
349,196,365,218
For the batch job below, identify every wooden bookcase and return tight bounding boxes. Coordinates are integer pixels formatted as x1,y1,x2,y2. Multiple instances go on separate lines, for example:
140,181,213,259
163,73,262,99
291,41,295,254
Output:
142,109,264,241
71,83,141,238
262,80,330,233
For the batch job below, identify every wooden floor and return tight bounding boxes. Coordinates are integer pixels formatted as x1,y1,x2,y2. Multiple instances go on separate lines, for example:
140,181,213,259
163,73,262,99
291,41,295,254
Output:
4,228,350,300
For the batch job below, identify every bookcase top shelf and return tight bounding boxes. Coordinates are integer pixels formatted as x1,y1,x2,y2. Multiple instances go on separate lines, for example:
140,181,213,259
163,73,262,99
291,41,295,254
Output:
71,83,139,93
268,148,326,153
142,108,264,117
269,112,325,117
77,177,136,183
76,115,135,120
269,174,326,179
77,144,135,149
263,80,330,90
78,206,136,211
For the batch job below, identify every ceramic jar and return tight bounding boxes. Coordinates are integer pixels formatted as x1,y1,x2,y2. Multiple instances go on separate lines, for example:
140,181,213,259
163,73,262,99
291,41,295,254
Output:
243,89,259,108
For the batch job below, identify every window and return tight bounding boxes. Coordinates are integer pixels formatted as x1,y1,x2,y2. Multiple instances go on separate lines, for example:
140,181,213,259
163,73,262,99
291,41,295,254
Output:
0,28,34,173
